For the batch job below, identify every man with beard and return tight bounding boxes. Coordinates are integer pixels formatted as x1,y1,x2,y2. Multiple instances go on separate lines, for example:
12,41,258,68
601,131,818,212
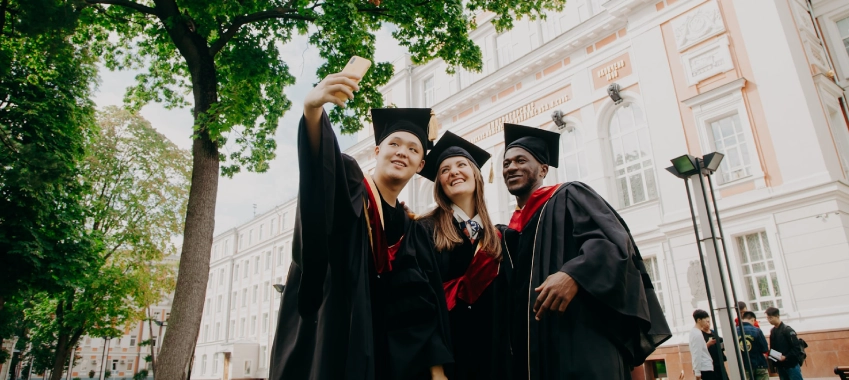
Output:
269,72,452,380
498,123,671,379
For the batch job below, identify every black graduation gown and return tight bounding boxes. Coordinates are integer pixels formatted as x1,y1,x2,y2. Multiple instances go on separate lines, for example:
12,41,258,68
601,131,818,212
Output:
499,182,671,380
269,111,452,380
419,217,513,380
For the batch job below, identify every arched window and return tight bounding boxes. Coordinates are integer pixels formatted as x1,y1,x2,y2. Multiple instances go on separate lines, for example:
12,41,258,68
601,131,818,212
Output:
201,355,207,375
608,102,658,207
557,127,588,183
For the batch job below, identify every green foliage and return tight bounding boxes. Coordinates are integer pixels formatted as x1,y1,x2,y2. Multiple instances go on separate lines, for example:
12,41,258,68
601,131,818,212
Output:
78,0,566,176
132,369,149,380
0,0,99,305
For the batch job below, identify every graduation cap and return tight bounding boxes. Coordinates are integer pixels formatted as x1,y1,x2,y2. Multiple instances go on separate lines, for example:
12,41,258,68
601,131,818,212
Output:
420,131,491,182
371,108,438,151
503,123,561,167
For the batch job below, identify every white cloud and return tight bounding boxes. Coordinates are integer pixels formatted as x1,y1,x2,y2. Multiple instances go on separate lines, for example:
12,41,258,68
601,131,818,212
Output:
93,27,409,235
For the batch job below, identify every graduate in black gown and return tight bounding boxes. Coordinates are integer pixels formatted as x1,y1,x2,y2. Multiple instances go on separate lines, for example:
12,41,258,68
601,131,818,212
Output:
418,132,512,380
497,123,671,380
269,72,452,380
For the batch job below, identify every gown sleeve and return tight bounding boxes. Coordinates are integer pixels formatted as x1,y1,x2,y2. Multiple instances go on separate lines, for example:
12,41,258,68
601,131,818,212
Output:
558,182,671,364
385,219,453,379
293,110,364,316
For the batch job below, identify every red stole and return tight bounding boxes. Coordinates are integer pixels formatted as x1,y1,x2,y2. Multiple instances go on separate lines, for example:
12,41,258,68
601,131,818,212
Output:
442,237,500,311
508,184,562,233
363,178,401,274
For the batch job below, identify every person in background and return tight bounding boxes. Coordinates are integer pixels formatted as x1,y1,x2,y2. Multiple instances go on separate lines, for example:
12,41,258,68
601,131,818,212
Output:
738,311,769,380
766,307,804,380
689,310,717,380
737,301,760,328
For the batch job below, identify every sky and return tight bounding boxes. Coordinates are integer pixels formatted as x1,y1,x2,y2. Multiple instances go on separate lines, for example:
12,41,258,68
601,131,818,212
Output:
92,26,409,235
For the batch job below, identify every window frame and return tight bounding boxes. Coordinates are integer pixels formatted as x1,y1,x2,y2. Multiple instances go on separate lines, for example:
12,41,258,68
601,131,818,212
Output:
606,101,660,208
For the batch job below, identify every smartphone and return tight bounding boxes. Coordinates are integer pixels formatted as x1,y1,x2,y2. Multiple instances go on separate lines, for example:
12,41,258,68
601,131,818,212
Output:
335,56,372,102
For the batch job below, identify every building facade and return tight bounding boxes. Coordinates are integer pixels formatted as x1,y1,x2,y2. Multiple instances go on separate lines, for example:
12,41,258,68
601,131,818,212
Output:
196,0,849,378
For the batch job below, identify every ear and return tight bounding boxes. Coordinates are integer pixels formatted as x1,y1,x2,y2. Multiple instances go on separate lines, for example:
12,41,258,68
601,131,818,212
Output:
416,158,425,174
374,145,380,156
539,164,550,178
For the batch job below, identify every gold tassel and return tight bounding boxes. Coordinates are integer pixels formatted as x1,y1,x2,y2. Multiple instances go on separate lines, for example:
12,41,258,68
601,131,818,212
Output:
428,110,439,142
488,162,494,184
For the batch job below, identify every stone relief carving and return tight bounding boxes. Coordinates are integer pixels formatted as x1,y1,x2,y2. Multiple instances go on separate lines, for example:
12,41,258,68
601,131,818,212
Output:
681,35,734,86
672,0,726,52
687,260,708,308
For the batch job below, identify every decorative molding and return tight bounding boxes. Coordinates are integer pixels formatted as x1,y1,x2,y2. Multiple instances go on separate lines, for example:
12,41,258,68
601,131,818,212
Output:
680,35,734,86
671,0,726,52
682,78,746,107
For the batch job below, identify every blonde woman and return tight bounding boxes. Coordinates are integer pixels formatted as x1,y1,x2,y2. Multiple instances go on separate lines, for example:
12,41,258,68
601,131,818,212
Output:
418,131,511,380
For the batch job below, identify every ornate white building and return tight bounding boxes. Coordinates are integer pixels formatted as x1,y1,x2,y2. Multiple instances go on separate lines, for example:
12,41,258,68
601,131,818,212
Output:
194,0,849,378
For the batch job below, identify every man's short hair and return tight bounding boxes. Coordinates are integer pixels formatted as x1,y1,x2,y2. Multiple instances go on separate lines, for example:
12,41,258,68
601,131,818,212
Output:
693,309,710,322
737,301,748,311
742,311,757,321
765,307,780,317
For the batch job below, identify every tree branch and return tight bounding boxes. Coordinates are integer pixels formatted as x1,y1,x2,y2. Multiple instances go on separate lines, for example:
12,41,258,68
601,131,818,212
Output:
210,8,316,56
84,0,157,16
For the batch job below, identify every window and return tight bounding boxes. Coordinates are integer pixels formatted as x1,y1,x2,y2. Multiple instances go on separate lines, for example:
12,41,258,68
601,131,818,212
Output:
112,359,119,371
609,103,658,207
251,316,257,335
231,292,237,310
208,273,213,289
151,336,157,347
216,295,222,312
837,17,849,59
225,239,230,255
259,224,264,240
212,353,219,373
422,77,435,107
496,32,514,67
239,234,244,249
282,212,288,228
201,355,207,375
249,229,254,245
205,299,211,315
252,285,258,304
644,257,665,313
245,360,252,375
265,251,272,270
204,325,209,342
262,313,269,334
215,322,221,340
709,114,752,183
264,281,270,301
240,318,246,337
243,260,249,278
737,231,783,312
233,265,239,281
230,320,235,338
254,256,260,274
219,269,225,285
260,346,267,368
270,219,275,235
242,289,247,306
541,10,568,42
557,128,588,182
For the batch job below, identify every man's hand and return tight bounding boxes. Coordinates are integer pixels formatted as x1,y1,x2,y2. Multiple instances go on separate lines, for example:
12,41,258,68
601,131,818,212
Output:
430,365,447,380
707,337,716,347
303,72,360,154
779,355,786,362
533,272,578,321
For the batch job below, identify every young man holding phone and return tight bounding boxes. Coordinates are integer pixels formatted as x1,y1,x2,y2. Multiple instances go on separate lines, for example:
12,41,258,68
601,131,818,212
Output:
269,65,451,380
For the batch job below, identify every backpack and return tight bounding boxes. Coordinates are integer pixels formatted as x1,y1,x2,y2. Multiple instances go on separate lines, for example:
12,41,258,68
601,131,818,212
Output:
798,338,808,365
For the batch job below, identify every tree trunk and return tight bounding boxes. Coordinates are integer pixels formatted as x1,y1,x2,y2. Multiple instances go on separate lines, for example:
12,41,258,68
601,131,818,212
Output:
155,52,219,380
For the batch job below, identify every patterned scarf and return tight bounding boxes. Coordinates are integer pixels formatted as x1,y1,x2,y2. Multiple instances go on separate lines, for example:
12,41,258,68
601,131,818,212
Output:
451,204,483,243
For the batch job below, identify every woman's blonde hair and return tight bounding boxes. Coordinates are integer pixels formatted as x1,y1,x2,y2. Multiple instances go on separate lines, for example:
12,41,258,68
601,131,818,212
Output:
422,158,501,259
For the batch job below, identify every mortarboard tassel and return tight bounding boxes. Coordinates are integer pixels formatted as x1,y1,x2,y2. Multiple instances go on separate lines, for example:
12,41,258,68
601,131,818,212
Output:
488,162,494,184
428,110,439,142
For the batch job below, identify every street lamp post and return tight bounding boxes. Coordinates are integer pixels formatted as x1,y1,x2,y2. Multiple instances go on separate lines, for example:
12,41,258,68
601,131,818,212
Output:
667,153,748,380
98,337,111,380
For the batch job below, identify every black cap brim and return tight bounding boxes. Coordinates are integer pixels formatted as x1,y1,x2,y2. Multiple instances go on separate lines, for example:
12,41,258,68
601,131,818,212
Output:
503,123,561,167
420,131,491,182
371,108,433,151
